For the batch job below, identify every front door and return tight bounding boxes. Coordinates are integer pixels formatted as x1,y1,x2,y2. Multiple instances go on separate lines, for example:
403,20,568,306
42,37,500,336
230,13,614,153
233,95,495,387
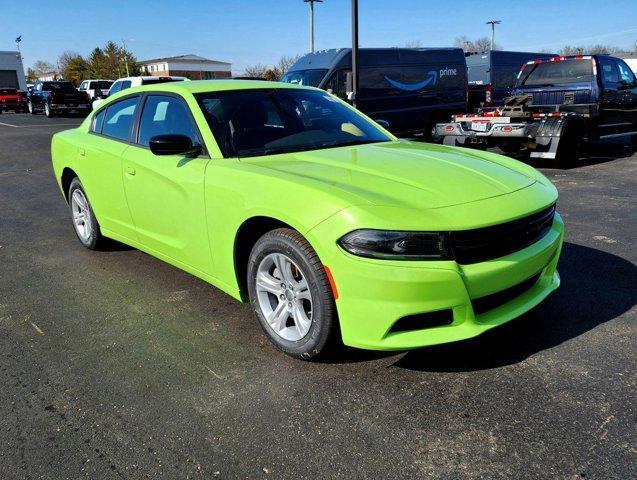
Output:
122,94,212,273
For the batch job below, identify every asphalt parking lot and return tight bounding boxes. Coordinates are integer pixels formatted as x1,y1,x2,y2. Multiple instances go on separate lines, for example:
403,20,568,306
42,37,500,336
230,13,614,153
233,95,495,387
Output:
0,113,635,479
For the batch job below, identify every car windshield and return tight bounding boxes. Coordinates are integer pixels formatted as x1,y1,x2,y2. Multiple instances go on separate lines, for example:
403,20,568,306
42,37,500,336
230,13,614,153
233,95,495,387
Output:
196,88,391,158
281,69,328,87
90,81,113,89
520,59,594,86
0,88,17,94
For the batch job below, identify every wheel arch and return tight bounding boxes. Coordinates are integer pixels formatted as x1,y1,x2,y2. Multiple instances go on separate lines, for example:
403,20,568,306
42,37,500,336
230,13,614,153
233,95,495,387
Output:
233,216,294,301
61,167,78,203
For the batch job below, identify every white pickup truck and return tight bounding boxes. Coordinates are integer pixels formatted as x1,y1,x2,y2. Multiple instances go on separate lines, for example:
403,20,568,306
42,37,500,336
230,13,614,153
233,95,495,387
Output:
92,76,188,109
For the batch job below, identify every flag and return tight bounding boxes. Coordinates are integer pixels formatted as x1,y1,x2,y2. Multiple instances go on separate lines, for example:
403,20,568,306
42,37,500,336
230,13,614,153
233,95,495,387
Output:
15,36,22,43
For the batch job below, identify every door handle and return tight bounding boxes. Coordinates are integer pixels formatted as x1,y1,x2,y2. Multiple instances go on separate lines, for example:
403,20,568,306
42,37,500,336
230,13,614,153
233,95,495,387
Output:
125,166,136,176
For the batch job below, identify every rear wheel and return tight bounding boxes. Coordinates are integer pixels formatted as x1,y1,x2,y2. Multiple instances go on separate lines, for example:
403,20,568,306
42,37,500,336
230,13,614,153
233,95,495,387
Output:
28,101,36,114
68,178,104,250
247,228,337,360
44,102,54,118
555,121,583,168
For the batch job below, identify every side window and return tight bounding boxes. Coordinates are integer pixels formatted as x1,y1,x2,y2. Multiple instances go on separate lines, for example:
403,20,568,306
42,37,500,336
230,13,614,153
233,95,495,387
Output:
137,95,199,147
79,81,87,91
109,81,121,95
616,60,636,85
91,109,106,133
599,58,619,85
120,80,132,91
324,70,348,99
101,97,139,141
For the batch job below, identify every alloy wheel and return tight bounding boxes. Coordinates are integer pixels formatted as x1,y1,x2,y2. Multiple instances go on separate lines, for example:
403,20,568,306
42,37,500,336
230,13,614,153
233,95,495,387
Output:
255,252,313,341
71,189,92,242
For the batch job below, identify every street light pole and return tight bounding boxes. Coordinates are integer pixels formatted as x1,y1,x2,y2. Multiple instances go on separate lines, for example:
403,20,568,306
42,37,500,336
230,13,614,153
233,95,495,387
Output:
486,20,501,50
351,0,359,108
304,0,323,53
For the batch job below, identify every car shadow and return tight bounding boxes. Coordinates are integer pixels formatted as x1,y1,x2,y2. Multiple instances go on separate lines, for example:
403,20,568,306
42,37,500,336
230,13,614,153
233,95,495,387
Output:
508,138,634,170
391,242,636,372
328,242,636,370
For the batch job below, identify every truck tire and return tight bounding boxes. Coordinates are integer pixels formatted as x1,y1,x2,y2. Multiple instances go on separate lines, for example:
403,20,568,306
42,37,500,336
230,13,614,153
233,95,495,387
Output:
28,101,36,115
44,102,55,118
555,121,583,168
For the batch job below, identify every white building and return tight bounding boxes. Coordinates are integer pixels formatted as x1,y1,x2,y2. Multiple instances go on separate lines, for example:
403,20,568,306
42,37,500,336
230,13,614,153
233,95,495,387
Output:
139,54,232,80
0,51,27,90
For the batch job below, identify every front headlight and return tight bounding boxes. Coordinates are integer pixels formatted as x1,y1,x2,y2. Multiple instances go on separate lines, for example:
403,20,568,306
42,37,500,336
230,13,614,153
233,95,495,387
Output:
338,229,451,260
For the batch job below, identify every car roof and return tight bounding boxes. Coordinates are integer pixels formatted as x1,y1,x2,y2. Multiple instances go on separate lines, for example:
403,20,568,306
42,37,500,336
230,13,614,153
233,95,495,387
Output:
114,79,311,95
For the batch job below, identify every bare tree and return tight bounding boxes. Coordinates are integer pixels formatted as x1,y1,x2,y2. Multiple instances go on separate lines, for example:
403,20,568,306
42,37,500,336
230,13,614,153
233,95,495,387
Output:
243,63,269,78
454,36,498,53
275,54,301,76
560,44,620,55
404,40,422,48
32,60,55,76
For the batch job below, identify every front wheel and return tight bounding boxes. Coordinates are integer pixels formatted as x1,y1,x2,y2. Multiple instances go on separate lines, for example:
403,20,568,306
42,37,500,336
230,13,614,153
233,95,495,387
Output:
28,101,36,114
247,228,337,360
68,178,104,250
44,102,54,118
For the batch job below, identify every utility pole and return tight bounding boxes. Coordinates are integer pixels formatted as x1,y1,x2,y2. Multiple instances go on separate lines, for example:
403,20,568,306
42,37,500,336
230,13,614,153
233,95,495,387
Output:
121,39,130,77
486,20,501,50
303,0,323,53
351,0,359,108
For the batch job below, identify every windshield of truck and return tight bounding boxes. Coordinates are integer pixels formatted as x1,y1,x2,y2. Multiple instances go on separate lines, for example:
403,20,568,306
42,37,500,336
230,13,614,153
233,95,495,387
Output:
281,69,328,87
46,82,76,91
90,81,113,89
196,88,390,158
520,59,594,86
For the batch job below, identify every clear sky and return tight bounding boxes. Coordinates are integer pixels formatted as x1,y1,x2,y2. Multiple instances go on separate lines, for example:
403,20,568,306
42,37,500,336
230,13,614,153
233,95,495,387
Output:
2,0,636,74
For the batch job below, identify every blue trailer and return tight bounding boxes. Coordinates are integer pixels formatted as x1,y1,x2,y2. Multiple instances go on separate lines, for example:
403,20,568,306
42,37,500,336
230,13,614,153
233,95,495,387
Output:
467,50,556,109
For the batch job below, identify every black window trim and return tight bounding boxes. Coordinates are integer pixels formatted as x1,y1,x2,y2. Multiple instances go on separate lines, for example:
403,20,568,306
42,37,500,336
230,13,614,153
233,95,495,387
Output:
88,93,141,145
88,91,209,157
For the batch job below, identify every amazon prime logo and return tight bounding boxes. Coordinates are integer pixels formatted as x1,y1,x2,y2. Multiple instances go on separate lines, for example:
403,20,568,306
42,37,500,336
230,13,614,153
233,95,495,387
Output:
385,66,457,91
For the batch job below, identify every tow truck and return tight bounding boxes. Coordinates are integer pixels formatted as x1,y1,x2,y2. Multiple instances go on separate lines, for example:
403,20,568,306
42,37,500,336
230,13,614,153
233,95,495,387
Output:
436,55,637,167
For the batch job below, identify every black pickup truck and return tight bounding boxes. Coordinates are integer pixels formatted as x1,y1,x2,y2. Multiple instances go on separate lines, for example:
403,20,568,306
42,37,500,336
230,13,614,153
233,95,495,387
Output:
436,55,637,167
28,81,91,118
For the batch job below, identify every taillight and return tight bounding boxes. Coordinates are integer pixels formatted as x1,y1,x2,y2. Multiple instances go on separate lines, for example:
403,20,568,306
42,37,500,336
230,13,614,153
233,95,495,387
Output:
485,84,493,106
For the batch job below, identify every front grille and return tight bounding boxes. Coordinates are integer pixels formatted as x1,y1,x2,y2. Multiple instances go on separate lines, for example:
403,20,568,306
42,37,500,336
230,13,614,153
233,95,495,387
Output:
389,309,454,333
472,272,542,315
449,205,555,264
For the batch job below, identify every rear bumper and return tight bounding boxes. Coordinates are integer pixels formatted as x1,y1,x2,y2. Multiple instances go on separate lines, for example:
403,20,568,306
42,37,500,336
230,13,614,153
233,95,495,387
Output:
50,103,91,111
315,212,564,351
436,120,537,141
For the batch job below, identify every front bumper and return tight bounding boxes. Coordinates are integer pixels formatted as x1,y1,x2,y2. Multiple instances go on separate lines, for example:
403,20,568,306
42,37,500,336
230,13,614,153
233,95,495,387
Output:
311,211,564,351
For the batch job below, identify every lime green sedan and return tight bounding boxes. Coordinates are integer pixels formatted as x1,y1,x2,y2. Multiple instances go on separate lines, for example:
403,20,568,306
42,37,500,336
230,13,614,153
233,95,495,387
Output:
51,80,564,359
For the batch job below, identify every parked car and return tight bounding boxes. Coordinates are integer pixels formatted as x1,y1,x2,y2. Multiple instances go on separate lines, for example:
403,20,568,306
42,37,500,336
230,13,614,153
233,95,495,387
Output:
28,81,91,117
436,55,637,166
467,50,556,109
51,80,563,359
282,48,468,138
0,87,25,113
92,76,188,109
78,79,113,102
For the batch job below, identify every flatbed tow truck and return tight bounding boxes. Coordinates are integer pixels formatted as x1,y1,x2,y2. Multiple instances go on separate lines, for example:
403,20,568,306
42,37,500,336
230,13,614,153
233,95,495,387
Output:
435,55,637,167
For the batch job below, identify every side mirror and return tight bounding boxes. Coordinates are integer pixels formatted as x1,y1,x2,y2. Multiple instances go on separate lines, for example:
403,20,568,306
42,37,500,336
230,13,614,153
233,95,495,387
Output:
375,119,390,129
149,134,202,157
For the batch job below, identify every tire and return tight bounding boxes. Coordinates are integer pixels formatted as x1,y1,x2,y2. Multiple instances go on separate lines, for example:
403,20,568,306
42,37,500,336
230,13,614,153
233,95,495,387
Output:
631,134,637,149
555,121,583,168
247,228,337,360
28,101,36,114
44,102,54,118
68,178,104,250
498,142,522,155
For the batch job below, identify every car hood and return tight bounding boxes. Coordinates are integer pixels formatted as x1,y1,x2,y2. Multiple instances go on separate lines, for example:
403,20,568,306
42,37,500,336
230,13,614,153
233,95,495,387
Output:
246,141,537,209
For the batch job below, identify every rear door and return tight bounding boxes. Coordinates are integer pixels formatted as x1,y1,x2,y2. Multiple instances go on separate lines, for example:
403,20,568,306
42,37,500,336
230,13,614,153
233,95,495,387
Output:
598,57,624,133
615,59,637,130
121,93,212,272
82,96,140,240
